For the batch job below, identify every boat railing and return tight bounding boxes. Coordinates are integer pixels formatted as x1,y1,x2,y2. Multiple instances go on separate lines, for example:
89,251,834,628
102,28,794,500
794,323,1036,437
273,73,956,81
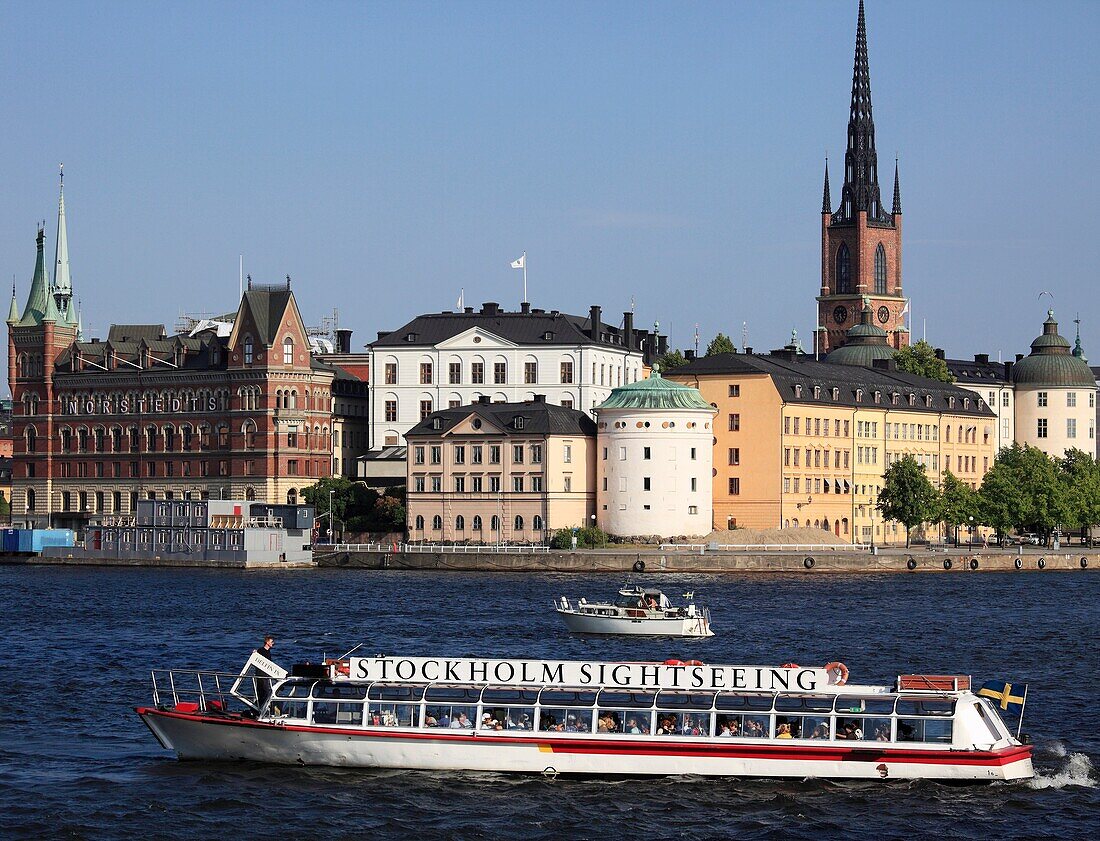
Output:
150,668,258,712
327,542,551,554
659,543,872,552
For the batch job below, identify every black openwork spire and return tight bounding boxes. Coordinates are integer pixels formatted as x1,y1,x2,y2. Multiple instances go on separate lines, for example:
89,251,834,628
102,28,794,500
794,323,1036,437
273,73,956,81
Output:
822,159,832,213
892,159,902,215
833,1,889,225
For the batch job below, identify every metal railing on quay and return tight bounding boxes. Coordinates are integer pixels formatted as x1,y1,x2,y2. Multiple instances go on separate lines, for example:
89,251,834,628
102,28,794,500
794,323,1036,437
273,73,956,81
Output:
658,543,871,552
150,668,255,711
327,542,551,554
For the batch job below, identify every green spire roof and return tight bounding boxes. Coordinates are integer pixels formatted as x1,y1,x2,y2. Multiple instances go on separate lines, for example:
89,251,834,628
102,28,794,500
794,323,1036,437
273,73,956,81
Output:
596,368,714,411
7,280,19,324
18,227,51,326
824,302,894,367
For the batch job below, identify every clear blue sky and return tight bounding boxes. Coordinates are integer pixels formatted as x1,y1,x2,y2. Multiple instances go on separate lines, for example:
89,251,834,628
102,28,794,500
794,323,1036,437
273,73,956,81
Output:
2,0,1098,366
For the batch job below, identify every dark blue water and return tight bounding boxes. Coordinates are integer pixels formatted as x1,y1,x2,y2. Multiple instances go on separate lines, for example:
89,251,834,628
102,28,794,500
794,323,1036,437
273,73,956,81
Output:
0,567,1095,839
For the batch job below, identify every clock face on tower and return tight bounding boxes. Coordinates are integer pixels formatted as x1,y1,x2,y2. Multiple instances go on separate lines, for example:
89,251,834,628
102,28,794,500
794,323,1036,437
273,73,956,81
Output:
878,305,890,324
833,306,848,325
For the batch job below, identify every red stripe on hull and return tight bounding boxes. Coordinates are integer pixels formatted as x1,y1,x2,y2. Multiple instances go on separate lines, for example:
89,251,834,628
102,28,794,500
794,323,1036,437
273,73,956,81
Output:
135,707,1032,768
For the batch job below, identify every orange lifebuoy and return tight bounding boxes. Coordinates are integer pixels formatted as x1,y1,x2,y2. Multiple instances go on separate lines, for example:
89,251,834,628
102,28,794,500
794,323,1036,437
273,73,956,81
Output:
824,661,849,685
781,662,800,669
683,660,705,667
664,659,686,666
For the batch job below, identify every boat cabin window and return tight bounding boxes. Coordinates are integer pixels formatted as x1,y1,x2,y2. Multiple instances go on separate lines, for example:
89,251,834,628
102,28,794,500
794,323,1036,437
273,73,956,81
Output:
273,680,314,699
368,684,426,702
774,712,831,740
424,685,482,703
596,691,657,734
656,691,716,709
774,694,834,713
715,712,770,738
834,696,895,742
312,682,368,700
835,696,896,716
423,684,481,729
270,699,308,720
538,689,598,707
895,699,955,717
596,690,656,709
896,717,953,744
482,688,540,705
714,692,774,712
312,700,364,726
538,707,593,734
480,687,539,731
655,708,709,737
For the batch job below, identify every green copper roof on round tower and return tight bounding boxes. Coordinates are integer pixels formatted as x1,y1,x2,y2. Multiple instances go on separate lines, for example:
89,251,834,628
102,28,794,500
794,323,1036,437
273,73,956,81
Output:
596,367,715,412
1012,310,1095,387
824,302,894,367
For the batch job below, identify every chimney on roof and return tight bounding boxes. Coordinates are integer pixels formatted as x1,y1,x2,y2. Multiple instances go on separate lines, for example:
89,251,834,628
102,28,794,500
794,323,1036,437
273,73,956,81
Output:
533,394,546,403
589,305,602,342
376,330,391,341
481,302,500,315
685,349,696,361
744,346,753,355
872,358,897,371
1015,353,1024,362
974,353,989,365
1004,360,1014,380
770,348,797,361
335,329,352,354
550,309,559,317
520,302,531,314
623,311,634,349
934,348,946,360
464,306,473,314
478,395,492,404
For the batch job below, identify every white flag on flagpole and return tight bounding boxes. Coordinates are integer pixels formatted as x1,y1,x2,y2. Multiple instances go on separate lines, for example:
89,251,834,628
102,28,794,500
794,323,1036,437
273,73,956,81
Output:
457,288,464,309
511,253,526,269
900,298,910,316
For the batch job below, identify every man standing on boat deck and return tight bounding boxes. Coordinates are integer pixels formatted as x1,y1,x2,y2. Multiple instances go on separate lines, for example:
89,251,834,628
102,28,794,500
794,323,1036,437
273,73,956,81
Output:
254,635,278,709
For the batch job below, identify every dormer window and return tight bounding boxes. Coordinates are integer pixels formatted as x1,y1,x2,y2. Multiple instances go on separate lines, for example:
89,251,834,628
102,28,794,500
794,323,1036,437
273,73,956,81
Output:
243,336,254,365
432,417,443,430
831,387,839,400
404,332,418,342
925,395,933,408
813,386,821,399
908,393,916,406
794,385,803,398
856,389,864,401
543,331,554,340
948,397,955,409
283,337,294,365
514,416,525,430
873,391,881,404
891,393,899,405
963,397,970,409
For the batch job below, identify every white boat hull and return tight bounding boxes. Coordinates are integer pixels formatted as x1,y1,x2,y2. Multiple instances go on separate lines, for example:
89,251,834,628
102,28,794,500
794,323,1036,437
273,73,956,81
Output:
136,708,1032,782
556,609,713,637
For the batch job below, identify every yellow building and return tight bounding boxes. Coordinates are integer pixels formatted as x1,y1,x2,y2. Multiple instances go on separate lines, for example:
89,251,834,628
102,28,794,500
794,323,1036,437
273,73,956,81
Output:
666,339,997,546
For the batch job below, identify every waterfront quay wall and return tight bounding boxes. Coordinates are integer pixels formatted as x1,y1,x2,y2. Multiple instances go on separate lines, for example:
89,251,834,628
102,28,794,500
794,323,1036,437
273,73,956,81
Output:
316,548,1097,574
0,552,313,569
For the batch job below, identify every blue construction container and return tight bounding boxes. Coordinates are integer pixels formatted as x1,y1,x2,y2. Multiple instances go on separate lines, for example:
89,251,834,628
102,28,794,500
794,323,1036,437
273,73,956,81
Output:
31,529,76,551
17,530,34,552
2,529,19,553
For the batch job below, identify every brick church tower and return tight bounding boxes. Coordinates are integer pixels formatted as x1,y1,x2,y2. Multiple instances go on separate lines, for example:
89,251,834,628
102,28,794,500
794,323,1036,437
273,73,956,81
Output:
816,1,908,355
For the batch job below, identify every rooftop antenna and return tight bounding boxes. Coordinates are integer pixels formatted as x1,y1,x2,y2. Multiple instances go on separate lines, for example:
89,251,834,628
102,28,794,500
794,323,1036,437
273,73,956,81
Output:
630,295,635,314
694,323,699,355
741,322,747,353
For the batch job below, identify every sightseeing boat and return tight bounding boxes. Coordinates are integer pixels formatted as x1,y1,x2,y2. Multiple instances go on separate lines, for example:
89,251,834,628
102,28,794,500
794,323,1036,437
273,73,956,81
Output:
555,585,714,637
135,655,1033,781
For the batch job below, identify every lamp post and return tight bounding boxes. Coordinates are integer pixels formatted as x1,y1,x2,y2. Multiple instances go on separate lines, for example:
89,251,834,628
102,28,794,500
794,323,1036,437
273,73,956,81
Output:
328,489,335,542
968,515,974,550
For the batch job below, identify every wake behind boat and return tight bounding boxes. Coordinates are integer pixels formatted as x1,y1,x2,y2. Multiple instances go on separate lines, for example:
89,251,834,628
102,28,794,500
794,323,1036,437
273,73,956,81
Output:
556,585,714,637
135,653,1033,782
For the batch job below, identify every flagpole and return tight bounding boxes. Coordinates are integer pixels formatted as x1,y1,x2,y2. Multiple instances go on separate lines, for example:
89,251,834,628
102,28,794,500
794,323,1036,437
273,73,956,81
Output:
523,252,527,305
1016,684,1029,739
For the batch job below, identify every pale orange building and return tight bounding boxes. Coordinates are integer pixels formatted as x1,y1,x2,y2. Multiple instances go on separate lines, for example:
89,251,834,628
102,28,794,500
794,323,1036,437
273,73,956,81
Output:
666,342,997,546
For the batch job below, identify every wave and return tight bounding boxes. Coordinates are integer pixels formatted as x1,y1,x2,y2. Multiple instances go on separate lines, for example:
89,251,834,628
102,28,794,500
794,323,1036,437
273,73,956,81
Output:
1026,752,1097,789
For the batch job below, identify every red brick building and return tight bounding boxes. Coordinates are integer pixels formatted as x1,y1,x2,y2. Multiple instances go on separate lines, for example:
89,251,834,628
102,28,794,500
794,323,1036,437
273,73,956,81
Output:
7,193,335,527
816,1,908,355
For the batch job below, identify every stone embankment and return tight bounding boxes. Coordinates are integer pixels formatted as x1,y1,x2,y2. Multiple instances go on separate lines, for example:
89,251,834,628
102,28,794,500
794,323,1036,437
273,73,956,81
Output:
316,548,1097,574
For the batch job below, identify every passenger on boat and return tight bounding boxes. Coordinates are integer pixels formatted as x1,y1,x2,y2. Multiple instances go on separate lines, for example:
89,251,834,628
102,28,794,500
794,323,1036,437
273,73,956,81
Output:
838,721,863,740
253,635,277,707
811,723,830,740
776,723,793,739
451,712,473,729
645,595,659,610
728,719,741,737
425,715,438,727
627,717,642,734
717,723,731,737
439,713,451,728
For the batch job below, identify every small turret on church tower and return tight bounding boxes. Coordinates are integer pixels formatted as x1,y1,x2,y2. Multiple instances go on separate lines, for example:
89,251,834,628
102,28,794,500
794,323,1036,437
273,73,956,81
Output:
816,1,908,356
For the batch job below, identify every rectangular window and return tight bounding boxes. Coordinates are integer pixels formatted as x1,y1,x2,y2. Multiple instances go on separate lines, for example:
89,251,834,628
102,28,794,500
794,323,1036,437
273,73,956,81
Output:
489,445,501,464
513,476,524,492
561,399,573,409
784,448,791,466
524,362,537,384
690,447,697,460
494,362,506,384
472,476,483,492
794,449,800,467
414,446,425,465
430,446,442,464
728,413,740,432
643,477,651,491
562,444,571,464
1068,392,1077,407
414,477,425,492
690,477,698,492
783,477,790,493
814,418,820,436
471,362,484,384
1038,392,1048,407
729,448,740,466
528,476,542,492
489,476,500,493
419,400,433,420
1067,418,1077,439
384,363,397,384
784,416,790,435
454,476,465,492
619,446,626,460
419,362,433,384
453,445,465,464
431,476,442,492
728,477,740,495
728,384,740,397
385,400,397,422
287,459,299,476
560,361,574,384
287,430,298,448
513,445,524,463
793,417,800,435
1037,418,1048,438
843,420,850,436
643,446,651,460
447,362,461,384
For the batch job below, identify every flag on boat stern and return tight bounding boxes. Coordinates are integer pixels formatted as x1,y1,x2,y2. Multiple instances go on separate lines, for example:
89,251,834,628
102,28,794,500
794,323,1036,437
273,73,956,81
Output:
978,680,1027,714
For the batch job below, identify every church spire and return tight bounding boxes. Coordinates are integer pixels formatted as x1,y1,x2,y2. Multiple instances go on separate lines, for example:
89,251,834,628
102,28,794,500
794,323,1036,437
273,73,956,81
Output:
53,164,76,325
835,0,887,224
822,159,832,214
18,226,51,326
7,278,19,324
892,159,902,215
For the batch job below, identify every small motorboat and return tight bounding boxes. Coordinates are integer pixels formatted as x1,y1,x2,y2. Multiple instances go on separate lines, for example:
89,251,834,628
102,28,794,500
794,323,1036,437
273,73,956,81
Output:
555,585,714,637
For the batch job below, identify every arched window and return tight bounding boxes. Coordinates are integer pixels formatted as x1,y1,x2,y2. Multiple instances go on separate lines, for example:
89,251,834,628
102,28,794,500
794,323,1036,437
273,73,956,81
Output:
243,336,254,365
874,243,887,294
473,515,483,531
836,243,851,294
26,489,35,513
287,489,298,504
533,514,544,530
245,486,256,501
491,515,500,532
415,515,424,530
432,515,442,530
283,337,294,365
242,420,257,450
25,426,37,454
514,515,524,532
455,515,465,531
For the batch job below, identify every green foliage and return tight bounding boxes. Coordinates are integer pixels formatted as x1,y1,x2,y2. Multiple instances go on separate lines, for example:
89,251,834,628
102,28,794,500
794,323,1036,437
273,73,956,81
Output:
656,350,688,371
938,470,979,531
978,443,1074,539
705,333,736,356
893,340,953,383
0,493,9,517
1060,448,1100,530
877,455,938,547
301,477,406,533
549,526,609,550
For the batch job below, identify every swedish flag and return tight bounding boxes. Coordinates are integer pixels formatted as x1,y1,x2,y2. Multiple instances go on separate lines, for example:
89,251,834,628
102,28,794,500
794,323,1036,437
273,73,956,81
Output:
978,680,1027,715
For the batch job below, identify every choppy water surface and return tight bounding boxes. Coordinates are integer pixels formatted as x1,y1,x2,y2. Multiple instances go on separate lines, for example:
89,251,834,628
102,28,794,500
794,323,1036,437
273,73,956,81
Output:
0,567,1096,839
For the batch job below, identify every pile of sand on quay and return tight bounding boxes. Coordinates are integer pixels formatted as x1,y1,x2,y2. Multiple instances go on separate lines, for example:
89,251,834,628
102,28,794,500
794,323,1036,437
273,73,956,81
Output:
698,526,851,546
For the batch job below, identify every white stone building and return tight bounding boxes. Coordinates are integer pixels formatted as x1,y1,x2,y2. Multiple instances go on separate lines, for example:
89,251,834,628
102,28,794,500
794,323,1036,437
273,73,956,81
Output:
368,302,661,451
594,370,716,539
